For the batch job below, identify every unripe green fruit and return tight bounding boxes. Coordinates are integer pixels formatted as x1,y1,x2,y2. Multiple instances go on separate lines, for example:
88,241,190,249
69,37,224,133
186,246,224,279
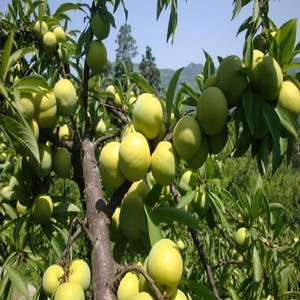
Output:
127,180,150,200
53,79,77,116
203,74,217,90
119,132,151,182
119,194,147,241
86,40,107,73
42,264,64,297
117,272,140,300
234,227,251,253
172,115,202,160
147,239,183,296
253,33,268,53
33,20,48,41
19,93,35,121
216,55,248,106
110,206,123,241
34,91,57,128
132,292,154,300
68,259,91,290
207,124,228,154
43,32,57,54
150,141,179,186
54,282,84,300
31,143,52,178
192,189,210,217
32,193,53,223
53,26,66,43
186,134,209,169
95,118,107,135
277,80,300,119
91,14,110,40
53,147,72,178
132,93,163,139
29,118,39,141
99,141,125,188
178,169,197,195
252,49,264,70
253,56,283,101
196,86,228,135
16,200,28,215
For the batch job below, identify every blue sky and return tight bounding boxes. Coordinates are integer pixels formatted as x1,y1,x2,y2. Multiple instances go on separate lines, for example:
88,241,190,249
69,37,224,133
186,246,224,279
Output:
1,0,299,69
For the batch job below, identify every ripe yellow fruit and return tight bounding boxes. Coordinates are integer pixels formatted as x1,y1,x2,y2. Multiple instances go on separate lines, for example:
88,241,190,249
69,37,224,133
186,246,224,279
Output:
252,49,264,70
235,227,251,253
277,80,300,119
121,121,136,140
117,272,140,300
91,14,110,40
147,239,183,297
43,32,57,54
31,142,52,178
110,206,123,241
86,40,107,73
53,147,72,178
53,26,66,43
119,194,147,241
216,55,248,106
106,84,115,94
42,264,64,297
54,282,84,300
170,289,188,300
95,118,107,135
32,193,53,223
119,132,151,182
203,73,217,90
132,292,154,300
33,20,48,40
29,118,39,141
18,93,35,121
53,79,77,116
192,189,210,217
114,92,122,107
197,86,228,135
56,123,71,140
178,169,197,195
172,115,202,160
186,134,209,169
150,141,179,186
34,91,57,128
253,56,283,101
16,200,28,215
127,180,150,199
207,124,228,154
99,141,125,188
132,93,163,139
68,259,91,290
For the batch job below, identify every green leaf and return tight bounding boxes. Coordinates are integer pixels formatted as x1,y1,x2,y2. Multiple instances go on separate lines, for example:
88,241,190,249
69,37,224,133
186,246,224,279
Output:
202,49,215,82
155,207,199,229
145,183,162,207
0,115,40,165
251,186,263,221
144,204,163,247
272,214,284,241
165,67,184,122
125,72,154,94
1,31,14,81
252,245,262,282
166,0,177,43
53,202,81,214
275,105,298,139
54,3,81,16
6,265,30,300
176,190,196,209
181,277,218,300
13,75,50,91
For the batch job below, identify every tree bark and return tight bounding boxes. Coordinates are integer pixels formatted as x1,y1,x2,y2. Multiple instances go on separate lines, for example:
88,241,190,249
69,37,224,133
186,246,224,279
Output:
81,137,116,300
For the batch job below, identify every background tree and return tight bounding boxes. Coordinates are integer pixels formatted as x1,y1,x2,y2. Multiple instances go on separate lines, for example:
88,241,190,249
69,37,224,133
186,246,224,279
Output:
139,46,161,93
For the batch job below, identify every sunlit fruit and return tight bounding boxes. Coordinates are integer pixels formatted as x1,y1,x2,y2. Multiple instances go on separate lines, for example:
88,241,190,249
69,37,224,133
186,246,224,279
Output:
95,118,107,135
56,123,71,140
31,142,52,178
119,132,151,182
203,73,217,90
119,194,147,241
42,264,64,298
197,86,228,135
91,13,110,40
86,40,107,73
99,141,125,188
54,282,84,300
110,206,123,241
192,188,210,217
34,91,57,128
18,93,35,121
170,289,188,300
106,85,115,94
121,121,136,140
277,80,300,119
132,292,154,300
117,272,140,300
114,92,122,107
186,134,209,169
178,169,197,195
33,20,48,40
132,93,163,139
216,55,248,106
207,124,228,154
53,79,77,116
43,31,57,54
147,239,183,297
32,193,53,223
234,227,251,253
253,55,283,101
127,180,150,199
29,118,39,141
176,239,185,250
150,141,179,186
16,200,28,215
68,259,91,290
252,49,264,69
53,147,72,178
53,26,66,43
172,115,202,160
